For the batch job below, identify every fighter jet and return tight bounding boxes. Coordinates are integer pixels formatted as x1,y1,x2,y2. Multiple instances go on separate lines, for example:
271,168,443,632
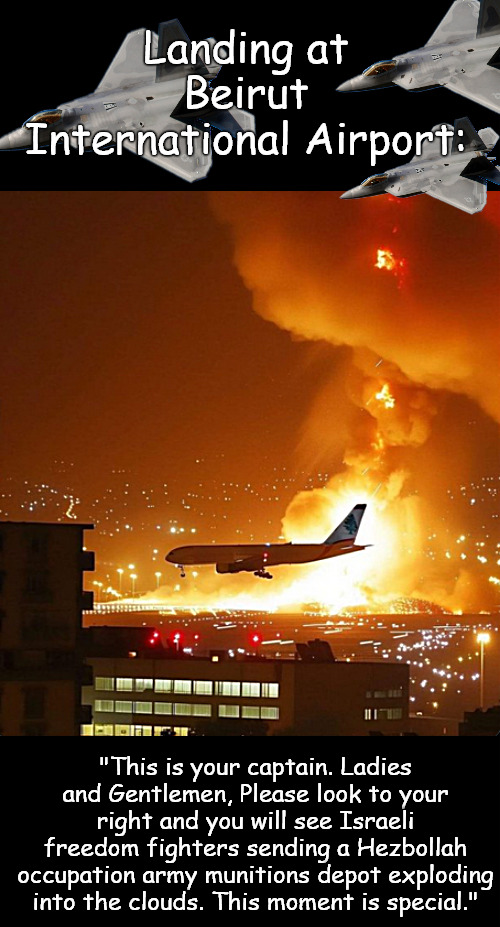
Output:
337,0,500,114
166,503,369,579
341,117,500,213
0,19,254,182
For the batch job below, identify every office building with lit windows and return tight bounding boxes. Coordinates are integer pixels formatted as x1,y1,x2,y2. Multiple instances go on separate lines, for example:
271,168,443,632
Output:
81,631,409,736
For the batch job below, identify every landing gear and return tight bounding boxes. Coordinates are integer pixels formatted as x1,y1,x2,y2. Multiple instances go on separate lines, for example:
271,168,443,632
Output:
254,569,273,580
177,565,186,578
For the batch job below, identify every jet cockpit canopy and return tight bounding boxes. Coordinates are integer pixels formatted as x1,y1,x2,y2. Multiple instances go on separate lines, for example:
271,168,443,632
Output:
361,173,389,187
23,109,63,127
362,60,398,78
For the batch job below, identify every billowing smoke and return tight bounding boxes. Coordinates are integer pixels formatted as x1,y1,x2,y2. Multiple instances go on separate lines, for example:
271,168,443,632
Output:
205,191,500,613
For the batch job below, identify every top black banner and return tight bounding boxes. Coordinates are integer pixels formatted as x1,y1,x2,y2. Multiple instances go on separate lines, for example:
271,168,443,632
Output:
3,1,500,190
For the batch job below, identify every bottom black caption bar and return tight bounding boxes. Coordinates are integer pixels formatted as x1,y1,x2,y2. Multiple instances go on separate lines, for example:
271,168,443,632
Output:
6,739,500,918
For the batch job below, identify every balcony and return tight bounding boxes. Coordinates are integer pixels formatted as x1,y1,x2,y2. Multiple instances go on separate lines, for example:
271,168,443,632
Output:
80,591,94,612
80,550,95,573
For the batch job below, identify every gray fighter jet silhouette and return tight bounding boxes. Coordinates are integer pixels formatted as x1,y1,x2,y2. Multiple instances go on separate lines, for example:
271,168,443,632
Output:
0,20,254,182
341,117,500,213
337,0,500,114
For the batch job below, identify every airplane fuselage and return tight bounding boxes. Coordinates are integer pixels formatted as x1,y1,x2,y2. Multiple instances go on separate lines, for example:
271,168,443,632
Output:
167,541,367,574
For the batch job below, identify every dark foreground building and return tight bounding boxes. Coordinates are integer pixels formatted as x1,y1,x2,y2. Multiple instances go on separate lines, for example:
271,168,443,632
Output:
82,629,409,737
0,522,94,735
459,703,500,736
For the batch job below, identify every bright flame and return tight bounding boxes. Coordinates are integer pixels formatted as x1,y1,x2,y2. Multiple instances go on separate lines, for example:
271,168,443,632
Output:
375,383,396,410
374,248,407,286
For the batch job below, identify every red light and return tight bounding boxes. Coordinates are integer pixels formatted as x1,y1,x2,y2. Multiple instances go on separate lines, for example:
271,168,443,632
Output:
149,637,156,645
251,633,261,646
153,632,159,638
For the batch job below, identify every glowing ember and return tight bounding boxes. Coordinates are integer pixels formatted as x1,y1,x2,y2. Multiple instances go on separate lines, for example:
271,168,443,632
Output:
375,383,396,409
374,248,406,279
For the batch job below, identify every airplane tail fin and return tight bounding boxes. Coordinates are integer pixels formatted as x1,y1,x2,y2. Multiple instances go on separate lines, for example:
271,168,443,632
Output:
477,0,500,36
156,19,209,81
324,504,366,545
452,117,487,154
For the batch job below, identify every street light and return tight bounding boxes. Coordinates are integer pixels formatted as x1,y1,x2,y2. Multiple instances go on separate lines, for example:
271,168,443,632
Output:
130,573,137,596
117,568,124,594
477,631,490,710
155,571,162,588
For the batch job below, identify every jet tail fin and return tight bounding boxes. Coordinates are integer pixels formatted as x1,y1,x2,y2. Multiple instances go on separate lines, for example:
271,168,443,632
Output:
156,19,209,81
452,117,487,154
477,0,500,36
324,504,366,545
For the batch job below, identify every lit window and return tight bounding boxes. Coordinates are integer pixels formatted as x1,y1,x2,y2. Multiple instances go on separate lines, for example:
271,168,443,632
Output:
219,704,240,718
365,691,373,699
193,680,213,695
373,691,387,699
114,724,130,736
94,723,113,736
261,683,279,698
115,700,133,713
94,699,114,712
132,725,152,736
133,702,152,714
242,706,260,719
173,679,192,694
155,703,173,715
260,706,279,720
192,704,211,717
378,707,403,720
242,682,260,698
135,678,153,692
388,689,403,698
174,703,193,716
116,678,133,691
155,679,173,693
216,681,241,697
364,708,374,721
95,677,114,691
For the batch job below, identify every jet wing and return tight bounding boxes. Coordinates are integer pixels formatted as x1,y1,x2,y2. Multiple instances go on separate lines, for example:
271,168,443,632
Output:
426,0,479,45
426,176,487,213
120,116,212,182
445,67,500,113
96,29,157,92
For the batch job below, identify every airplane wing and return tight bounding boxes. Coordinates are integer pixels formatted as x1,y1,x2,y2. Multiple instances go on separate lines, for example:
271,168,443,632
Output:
426,0,479,45
426,176,487,213
445,67,500,113
96,29,157,92
120,117,212,182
